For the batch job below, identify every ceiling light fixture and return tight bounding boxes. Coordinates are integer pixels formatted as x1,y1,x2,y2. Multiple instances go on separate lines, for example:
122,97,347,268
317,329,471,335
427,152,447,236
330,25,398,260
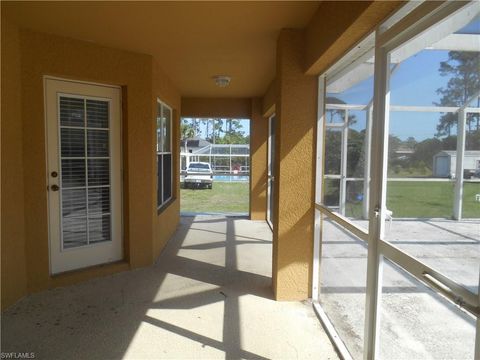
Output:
212,75,231,88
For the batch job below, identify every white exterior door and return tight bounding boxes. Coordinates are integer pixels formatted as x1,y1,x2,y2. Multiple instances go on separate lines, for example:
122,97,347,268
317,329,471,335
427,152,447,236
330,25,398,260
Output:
45,78,123,274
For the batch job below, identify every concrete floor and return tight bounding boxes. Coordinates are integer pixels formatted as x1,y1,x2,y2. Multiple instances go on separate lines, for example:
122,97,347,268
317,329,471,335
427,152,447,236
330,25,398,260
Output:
319,218,478,360
1,216,338,360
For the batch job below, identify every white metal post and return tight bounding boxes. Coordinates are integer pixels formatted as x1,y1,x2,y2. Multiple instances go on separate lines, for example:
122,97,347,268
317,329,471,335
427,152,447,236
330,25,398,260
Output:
313,76,326,301
340,109,349,215
364,46,391,360
267,117,273,226
363,105,373,219
475,269,480,360
453,110,466,220
229,144,232,174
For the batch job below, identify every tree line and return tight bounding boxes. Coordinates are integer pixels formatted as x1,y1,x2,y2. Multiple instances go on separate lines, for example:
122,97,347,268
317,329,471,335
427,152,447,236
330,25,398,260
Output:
325,51,479,178
181,118,249,145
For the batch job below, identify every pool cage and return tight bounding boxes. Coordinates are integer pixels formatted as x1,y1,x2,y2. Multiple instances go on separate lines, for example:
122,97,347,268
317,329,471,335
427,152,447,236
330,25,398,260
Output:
324,97,480,221
180,144,250,175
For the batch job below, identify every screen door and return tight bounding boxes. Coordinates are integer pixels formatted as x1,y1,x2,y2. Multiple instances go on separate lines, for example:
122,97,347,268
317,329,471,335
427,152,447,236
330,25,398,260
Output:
45,78,122,274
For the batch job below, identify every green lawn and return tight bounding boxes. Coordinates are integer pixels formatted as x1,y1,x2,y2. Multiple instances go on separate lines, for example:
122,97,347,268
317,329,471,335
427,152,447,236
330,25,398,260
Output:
181,180,479,218
181,182,249,213
386,181,479,218
336,181,480,219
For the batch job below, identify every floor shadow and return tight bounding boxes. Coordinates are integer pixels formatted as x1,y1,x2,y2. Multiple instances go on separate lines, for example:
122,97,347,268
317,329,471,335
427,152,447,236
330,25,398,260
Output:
424,220,480,242
1,215,274,359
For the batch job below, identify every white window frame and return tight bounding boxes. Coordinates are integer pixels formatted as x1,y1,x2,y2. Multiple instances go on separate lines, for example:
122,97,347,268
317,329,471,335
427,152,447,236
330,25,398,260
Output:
157,99,173,209
313,2,480,359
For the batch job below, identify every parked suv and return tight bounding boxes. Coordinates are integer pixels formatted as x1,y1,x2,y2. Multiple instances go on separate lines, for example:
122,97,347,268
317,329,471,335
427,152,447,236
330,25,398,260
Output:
184,162,213,189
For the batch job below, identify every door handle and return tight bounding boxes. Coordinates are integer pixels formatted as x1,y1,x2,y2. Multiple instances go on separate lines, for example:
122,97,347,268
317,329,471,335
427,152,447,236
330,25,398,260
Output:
50,184,60,191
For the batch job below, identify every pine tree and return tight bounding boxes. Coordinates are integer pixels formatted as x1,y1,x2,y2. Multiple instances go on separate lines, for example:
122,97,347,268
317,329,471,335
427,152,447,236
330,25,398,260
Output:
435,51,480,137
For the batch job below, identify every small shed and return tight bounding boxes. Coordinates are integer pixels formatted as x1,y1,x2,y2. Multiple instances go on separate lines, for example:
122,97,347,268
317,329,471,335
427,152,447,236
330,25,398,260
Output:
433,150,480,177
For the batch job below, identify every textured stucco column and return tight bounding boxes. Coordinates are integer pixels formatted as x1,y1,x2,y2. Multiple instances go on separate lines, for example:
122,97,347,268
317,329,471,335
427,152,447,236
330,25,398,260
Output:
250,98,268,220
273,29,317,300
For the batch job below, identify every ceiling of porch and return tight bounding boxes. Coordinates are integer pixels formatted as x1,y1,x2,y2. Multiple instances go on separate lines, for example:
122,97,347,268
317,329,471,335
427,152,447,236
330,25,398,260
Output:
3,1,319,98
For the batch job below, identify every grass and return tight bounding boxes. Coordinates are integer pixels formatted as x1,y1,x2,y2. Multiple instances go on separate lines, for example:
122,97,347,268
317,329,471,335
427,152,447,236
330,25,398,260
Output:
387,181,479,218
335,181,480,219
181,182,249,214
181,180,479,218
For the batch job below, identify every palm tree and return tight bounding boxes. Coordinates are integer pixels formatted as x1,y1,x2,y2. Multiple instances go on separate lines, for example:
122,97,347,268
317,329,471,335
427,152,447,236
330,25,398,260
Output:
181,120,195,153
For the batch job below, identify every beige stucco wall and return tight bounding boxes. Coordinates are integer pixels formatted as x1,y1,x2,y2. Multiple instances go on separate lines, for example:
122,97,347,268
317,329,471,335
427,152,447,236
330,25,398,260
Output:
262,80,276,117
1,19,28,309
181,97,251,119
273,29,317,300
1,22,181,308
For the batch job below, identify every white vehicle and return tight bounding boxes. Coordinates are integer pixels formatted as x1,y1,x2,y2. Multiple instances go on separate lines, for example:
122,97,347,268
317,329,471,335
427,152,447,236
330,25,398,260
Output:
184,162,213,189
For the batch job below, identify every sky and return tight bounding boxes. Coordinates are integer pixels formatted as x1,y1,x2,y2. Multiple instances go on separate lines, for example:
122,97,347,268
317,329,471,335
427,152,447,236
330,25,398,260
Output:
326,16,480,141
328,49,458,141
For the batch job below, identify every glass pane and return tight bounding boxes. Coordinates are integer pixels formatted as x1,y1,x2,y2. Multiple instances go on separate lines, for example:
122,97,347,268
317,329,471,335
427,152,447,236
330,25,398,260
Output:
163,154,172,201
389,112,455,180
324,178,340,208
212,156,229,172
379,259,476,359
231,146,248,155
87,130,109,157
62,188,86,218
61,159,86,188
60,128,85,157
157,103,162,152
86,99,109,128
325,128,342,175
89,215,111,243
212,146,229,155
387,180,454,218
59,97,84,127
463,111,480,219
87,159,110,186
463,181,480,218
385,7,480,289
63,216,87,248
347,110,367,178
163,106,171,152
88,187,110,215
157,154,163,206
324,43,374,222
345,180,364,218
319,214,367,360
325,108,345,124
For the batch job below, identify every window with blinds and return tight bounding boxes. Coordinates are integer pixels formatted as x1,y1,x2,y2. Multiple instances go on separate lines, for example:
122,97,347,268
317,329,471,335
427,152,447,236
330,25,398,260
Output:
157,100,173,208
59,96,112,249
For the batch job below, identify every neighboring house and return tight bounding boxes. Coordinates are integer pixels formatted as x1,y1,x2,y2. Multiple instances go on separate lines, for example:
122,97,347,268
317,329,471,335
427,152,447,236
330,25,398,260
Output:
180,136,250,173
433,150,480,177
180,136,212,154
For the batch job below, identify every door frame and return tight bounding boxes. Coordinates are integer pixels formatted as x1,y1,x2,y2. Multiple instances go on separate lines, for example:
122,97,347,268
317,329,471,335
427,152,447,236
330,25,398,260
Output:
266,114,275,229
